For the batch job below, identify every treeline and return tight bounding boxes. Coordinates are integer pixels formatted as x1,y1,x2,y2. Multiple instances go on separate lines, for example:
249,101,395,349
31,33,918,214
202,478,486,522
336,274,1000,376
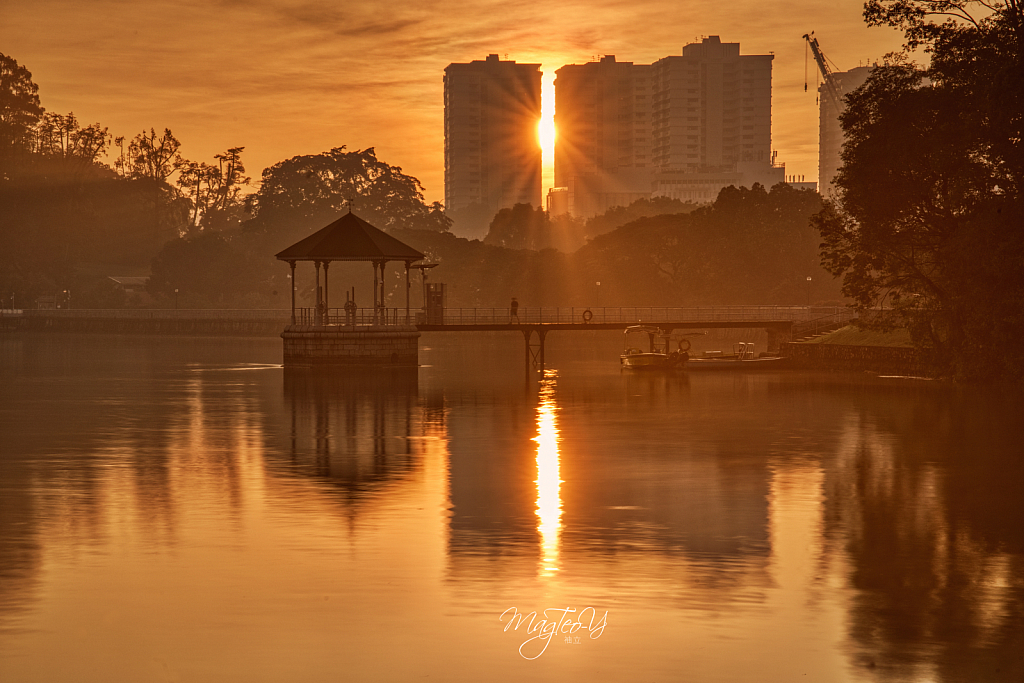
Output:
150,179,837,311
0,54,449,309
478,196,699,252
395,183,836,307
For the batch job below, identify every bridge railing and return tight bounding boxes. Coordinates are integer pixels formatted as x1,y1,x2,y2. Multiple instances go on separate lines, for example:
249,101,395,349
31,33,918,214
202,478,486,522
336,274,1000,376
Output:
14,306,854,327
294,307,412,326
20,308,290,319
421,306,850,325
292,305,850,326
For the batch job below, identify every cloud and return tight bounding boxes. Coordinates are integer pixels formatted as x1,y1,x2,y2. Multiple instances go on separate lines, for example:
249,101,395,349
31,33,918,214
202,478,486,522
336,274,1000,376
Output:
3,0,906,200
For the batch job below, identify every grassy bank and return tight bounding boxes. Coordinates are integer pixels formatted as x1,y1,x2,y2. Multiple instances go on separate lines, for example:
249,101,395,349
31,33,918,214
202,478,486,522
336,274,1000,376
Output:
800,325,913,348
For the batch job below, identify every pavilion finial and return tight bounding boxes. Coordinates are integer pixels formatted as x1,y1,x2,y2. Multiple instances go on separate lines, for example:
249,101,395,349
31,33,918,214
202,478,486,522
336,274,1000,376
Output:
345,198,354,213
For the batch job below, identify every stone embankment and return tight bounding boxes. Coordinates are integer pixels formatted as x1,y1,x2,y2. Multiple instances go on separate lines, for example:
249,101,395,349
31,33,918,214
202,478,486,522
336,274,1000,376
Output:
781,325,928,375
281,326,420,366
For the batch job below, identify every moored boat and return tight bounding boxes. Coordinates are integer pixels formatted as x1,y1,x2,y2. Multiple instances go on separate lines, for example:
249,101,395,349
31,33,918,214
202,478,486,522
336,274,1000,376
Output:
620,325,691,370
685,342,787,370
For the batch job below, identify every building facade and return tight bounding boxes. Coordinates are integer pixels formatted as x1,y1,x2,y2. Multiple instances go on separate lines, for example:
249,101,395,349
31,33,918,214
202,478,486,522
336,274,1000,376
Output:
553,37,784,217
553,55,654,217
444,55,542,218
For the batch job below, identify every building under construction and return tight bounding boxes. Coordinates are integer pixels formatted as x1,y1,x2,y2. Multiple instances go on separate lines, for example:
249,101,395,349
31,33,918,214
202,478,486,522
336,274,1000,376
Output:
805,33,872,197
816,66,871,196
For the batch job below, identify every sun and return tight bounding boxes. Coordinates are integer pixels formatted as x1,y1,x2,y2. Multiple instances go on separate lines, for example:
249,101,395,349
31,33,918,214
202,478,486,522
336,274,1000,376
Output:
537,115,557,202
538,72,557,197
537,116,556,159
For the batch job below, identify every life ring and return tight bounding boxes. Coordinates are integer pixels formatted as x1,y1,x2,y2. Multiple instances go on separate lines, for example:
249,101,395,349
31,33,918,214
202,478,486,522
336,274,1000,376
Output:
678,339,691,352
582,309,593,322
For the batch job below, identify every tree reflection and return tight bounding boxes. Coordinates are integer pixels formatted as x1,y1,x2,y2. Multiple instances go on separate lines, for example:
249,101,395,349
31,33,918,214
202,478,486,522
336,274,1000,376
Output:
825,389,1024,681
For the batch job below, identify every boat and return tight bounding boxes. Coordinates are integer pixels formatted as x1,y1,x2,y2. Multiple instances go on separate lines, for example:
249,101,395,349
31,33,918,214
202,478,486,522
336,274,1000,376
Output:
684,342,787,371
620,325,691,370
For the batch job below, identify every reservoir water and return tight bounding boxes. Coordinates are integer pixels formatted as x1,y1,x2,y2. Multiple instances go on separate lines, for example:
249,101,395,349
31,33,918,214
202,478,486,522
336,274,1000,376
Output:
1,333,1021,682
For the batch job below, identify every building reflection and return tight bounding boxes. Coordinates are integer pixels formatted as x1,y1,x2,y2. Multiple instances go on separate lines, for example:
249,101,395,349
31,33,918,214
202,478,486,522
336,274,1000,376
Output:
444,368,773,601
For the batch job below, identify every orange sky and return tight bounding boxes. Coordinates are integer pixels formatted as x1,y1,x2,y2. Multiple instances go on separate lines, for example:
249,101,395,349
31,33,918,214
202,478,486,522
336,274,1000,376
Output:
1,0,905,203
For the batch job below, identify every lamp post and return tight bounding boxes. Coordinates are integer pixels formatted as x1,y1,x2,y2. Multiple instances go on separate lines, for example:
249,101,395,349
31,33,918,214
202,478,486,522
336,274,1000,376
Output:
806,276,812,308
63,289,70,310
174,288,179,310
596,281,601,308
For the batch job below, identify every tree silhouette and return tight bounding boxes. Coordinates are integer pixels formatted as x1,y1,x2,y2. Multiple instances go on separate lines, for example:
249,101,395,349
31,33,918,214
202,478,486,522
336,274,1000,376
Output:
484,203,548,250
245,146,450,243
114,128,189,237
0,52,44,178
815,1,1024,379
177,147,251,232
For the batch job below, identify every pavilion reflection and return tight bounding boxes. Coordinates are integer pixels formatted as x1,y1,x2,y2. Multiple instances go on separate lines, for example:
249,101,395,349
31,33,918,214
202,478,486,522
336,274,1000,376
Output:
278,367,427,509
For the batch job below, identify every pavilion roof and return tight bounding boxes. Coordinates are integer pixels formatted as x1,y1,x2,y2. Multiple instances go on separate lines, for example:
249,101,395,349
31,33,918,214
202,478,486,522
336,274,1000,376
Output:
274,211,425,262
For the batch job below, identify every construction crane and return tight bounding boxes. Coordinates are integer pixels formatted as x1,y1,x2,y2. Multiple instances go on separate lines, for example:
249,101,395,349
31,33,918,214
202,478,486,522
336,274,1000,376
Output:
803,32,843,114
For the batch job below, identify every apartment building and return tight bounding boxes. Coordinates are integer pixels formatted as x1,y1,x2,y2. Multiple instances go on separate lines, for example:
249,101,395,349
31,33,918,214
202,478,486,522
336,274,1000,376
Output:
444,55,542,219
553,37,783,217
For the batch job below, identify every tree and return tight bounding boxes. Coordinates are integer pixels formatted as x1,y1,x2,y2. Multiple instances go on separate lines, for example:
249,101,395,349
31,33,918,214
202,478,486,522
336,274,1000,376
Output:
0,53,44,177
177,147,251,232
34,112,110,172
582,196,698,241
445,202,495,240
148,232,258,306
245,146,451,243
484,203,549,250
114,128,186,183
813,1,1024,380
114,128,190,237
582,184,830,305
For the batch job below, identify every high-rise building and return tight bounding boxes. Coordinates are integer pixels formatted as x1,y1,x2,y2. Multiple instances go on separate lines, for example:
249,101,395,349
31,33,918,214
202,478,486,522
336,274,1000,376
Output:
554,56,654,218
444,55,542,221
817,66,871,196
553,37,784,217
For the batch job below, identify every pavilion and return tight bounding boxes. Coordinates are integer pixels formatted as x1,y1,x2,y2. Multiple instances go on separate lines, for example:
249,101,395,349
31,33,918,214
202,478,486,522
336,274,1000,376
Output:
275,209,425,326
275,210,426,366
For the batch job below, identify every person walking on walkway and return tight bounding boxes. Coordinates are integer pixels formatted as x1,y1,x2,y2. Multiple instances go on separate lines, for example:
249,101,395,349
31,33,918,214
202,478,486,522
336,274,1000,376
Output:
510,297,520,324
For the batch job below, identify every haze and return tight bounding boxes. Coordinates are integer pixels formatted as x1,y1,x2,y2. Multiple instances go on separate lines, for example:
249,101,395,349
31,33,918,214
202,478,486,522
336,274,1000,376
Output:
1,0,904,201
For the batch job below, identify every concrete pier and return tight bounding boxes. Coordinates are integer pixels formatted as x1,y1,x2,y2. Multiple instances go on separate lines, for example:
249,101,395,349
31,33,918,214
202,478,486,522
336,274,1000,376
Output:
281,325,420,366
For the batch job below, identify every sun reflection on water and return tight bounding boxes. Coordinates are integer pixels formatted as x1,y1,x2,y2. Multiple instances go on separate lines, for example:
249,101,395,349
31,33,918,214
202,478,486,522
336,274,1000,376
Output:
533,369,562,576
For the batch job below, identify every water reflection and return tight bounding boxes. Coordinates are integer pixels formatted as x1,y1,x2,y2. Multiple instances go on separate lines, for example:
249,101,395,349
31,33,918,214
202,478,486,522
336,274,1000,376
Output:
821,392,1024,681
278,367,423,507
1,335,1023,682
533,369,563,576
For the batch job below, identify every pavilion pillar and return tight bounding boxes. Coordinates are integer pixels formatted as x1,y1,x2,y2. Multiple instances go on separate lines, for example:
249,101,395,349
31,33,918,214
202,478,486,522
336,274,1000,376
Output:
379,260,390,325
405,261,411,324
314,261,322,326
323,261,330,325
289,261,296,325
372,261,379,326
